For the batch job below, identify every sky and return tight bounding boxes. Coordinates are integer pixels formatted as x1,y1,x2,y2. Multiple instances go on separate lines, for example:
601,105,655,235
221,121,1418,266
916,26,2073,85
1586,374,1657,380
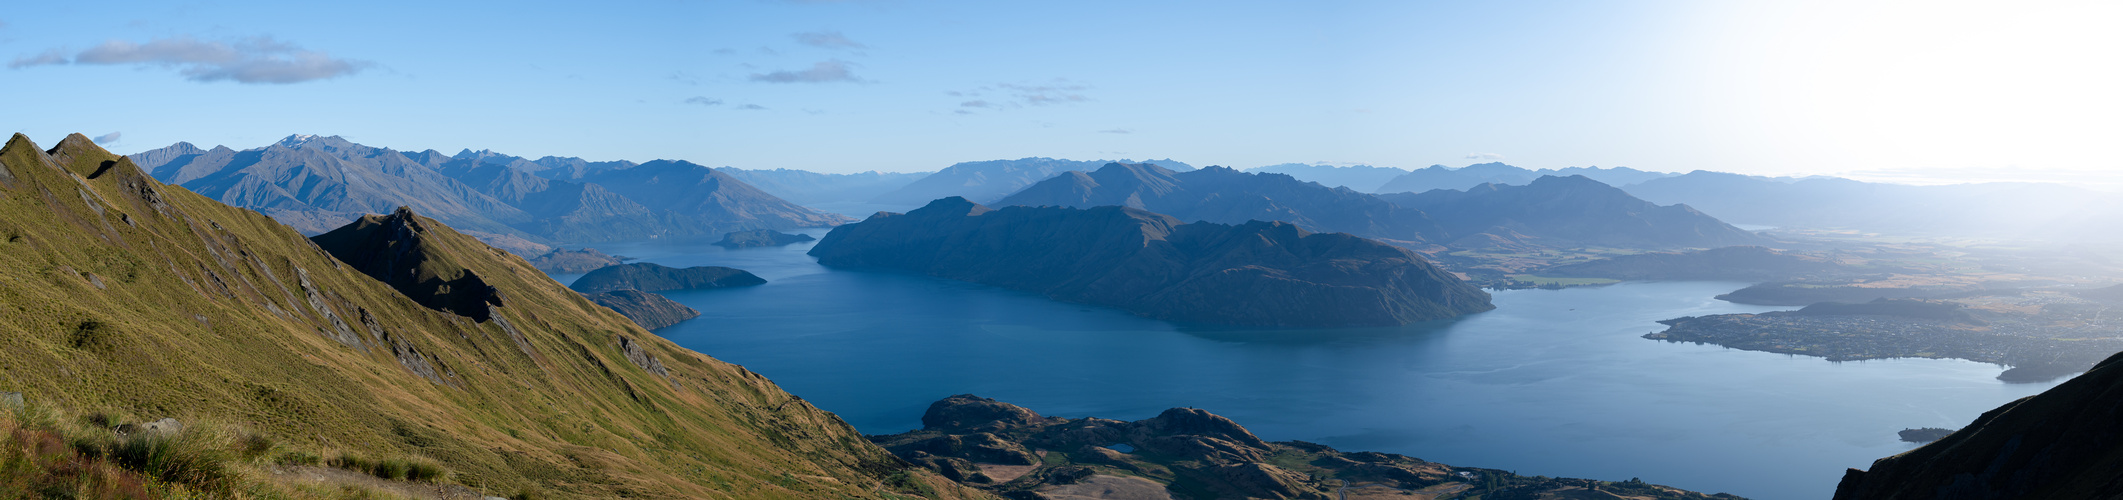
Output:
3,0,2118,184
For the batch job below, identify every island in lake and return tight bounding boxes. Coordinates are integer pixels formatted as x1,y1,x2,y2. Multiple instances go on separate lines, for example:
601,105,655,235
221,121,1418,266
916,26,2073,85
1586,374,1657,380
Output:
569,262,767,293
808,197,1494,327
713,228,815,248
1649,295,2123,382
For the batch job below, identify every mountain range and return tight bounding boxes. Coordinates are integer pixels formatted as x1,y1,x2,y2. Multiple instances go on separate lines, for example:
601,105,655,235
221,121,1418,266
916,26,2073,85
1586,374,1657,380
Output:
1623,170,2123,241
1242,163,1410,192
715,167,931,207
870,156,1195,205
128,136,851,253
1374,162,1676,194
809,197,1494,327
999,162,1448,245
1375,175,1763,249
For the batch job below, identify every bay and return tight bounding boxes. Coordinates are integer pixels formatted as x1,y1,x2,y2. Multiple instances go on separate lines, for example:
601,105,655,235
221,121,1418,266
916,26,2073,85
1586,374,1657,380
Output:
562,230,2065,500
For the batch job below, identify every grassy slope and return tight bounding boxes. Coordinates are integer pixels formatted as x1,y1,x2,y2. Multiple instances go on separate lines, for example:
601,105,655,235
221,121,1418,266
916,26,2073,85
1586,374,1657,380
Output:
0,133,983,499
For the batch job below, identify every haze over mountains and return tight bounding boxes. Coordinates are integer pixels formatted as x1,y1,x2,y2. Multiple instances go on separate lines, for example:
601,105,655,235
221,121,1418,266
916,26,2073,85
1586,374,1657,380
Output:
871,156,1195,205
1376,175,1762,249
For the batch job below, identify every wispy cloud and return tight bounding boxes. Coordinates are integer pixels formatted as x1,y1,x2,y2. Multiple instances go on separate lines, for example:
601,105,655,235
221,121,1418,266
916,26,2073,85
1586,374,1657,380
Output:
9,36,368,84
92,132,121,145
998,81,1090,105
947,79,1093,113
737,104,768,110
749,60,864,83
793,31,865,50
9,48,67,68
1465,153,1504,160
1098,129,1131,134
683,96,723,106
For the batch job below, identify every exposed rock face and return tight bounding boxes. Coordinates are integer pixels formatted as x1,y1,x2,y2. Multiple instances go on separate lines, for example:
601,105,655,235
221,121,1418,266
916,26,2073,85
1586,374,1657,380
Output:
1833,350,2123,499
586,290,701,330
810,197,1493,327
874,395,1740,500
310,207,506,321
1542,245,1852,281
525,247,625,273
1376,175,1762,249
713,229,815,249
999,163,1448,244
568,262,766,293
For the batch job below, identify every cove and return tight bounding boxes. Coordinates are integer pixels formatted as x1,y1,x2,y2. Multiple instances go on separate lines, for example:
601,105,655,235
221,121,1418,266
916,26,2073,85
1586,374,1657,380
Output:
562,231,2066,500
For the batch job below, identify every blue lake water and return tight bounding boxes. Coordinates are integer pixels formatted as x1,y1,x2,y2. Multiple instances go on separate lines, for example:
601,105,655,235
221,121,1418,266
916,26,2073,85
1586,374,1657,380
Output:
558,230,2067,500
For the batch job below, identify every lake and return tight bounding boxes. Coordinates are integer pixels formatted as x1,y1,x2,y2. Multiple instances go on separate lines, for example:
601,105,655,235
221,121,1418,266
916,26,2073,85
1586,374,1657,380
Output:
558,230,2066,500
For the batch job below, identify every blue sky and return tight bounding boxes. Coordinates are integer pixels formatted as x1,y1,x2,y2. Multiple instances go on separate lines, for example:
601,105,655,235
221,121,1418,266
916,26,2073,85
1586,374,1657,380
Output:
4,1,2117,183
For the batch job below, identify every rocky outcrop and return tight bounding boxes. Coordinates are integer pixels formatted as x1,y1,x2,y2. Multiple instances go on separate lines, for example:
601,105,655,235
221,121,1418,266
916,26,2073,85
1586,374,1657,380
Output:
1833,350,2123,499
873,395,1741,500
586,290,700,330
311,207,506,321
568,262,766,293
713,229,814,249
810,197,1493,327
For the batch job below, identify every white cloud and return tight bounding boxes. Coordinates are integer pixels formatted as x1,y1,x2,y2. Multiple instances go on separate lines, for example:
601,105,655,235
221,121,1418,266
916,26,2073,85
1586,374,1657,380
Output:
749,60,864,83
92,132,121,145
793,31,866,50
683,96,723,106
1465,153,1505,160
9,36,368,84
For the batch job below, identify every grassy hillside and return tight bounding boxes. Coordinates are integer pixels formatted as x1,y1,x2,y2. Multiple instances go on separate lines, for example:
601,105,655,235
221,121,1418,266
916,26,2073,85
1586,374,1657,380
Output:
0,133,984,499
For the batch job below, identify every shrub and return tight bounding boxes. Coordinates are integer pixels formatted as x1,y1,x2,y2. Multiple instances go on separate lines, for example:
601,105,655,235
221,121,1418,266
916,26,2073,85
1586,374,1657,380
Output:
405,459,446,482
372,458,410,480
107,432,231,492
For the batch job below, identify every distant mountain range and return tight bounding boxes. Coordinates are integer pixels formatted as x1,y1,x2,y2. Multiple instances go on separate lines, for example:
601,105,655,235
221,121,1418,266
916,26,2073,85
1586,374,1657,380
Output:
1375,162,1675,194
1376,175,1762,249
999,162,1745,250
809,197,1493,327
1000,162,1447,244
1242,163,1409,192
1622,170,2123,241
129,135,850,252
870,157,1194,205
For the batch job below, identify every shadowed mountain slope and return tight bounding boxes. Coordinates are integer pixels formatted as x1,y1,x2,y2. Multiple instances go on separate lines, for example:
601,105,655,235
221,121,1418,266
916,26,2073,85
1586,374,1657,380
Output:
1832,350,2123,499
998,163,1449,245
1376,175,1762,249
809,197,1492,327
1,133,981,499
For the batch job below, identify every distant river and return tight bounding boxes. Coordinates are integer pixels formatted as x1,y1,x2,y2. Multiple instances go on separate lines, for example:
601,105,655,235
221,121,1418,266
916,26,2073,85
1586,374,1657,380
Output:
555,230,2067,500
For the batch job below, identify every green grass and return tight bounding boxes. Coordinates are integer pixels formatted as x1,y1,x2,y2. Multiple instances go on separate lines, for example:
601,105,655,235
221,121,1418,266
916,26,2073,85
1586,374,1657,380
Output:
0,134,972,499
